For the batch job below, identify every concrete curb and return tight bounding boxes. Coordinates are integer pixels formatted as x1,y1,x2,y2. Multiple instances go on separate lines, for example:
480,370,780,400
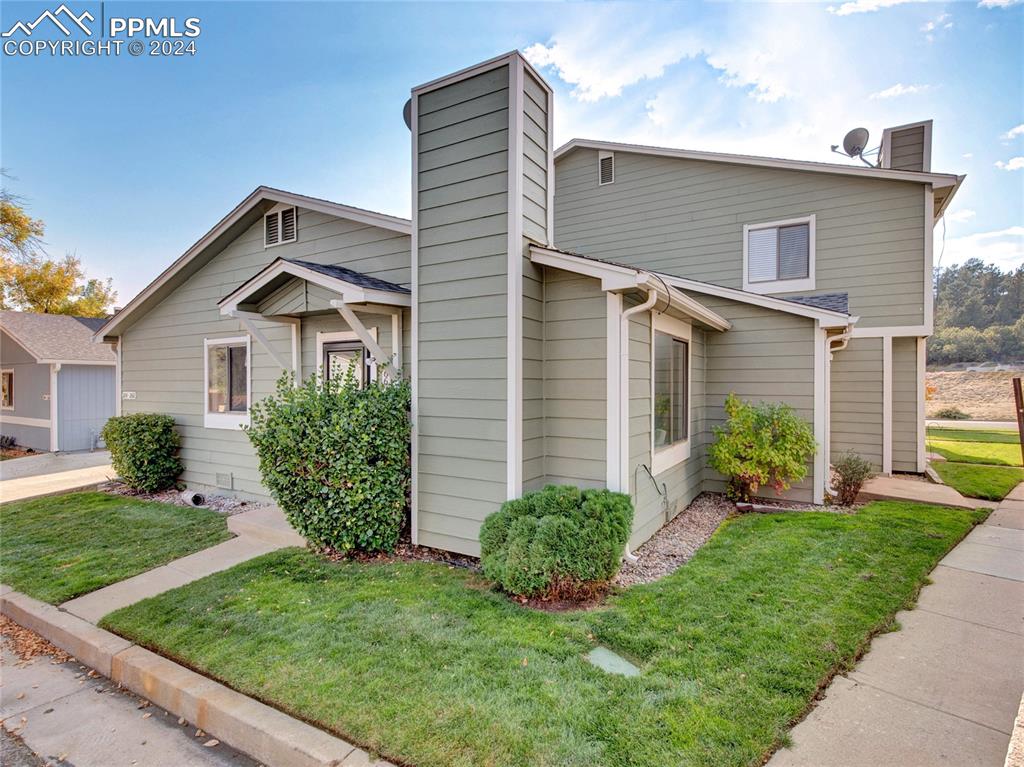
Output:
1007,692,1024,767
0,586,391,767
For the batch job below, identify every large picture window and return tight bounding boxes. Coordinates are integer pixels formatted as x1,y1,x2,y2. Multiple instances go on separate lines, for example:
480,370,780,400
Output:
651,315,692,474
743,215,815,294
204,336,250,429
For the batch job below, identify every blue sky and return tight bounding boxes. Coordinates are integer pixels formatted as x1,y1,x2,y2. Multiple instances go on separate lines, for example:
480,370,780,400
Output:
2,0,1022,302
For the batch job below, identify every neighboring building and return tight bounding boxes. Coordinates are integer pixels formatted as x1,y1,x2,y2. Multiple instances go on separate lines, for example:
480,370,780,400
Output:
1,311,116,452
95,52,962,556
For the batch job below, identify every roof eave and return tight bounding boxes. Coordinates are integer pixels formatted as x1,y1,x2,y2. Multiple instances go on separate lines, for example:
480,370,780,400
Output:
555,138,961,187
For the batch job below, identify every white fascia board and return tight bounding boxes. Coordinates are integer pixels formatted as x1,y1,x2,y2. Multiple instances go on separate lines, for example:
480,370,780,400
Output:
95,186,411,341
658,273,851,328
218,259,410,315
554,139,961,188
37,359,116,366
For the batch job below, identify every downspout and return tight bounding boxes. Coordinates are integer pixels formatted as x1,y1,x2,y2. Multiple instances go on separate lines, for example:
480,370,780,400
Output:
823,326,854,497
619,286,659,564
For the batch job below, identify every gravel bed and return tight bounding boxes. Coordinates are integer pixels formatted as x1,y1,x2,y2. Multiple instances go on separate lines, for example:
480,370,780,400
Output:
100,482,262,516
614,493,732,587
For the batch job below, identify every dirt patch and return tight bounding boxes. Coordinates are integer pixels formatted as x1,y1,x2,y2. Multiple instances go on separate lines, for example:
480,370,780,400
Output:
343,542,480,571
0,448,40,461
0,615,72,666
926,371,1018,421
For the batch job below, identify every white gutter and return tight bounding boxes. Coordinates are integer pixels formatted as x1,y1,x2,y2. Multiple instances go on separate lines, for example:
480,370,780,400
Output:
619,287,659,564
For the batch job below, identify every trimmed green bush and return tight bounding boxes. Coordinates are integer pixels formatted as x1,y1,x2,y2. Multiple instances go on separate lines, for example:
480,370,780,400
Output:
832,451,874,506
479,484,633,599
246,371,410,555
102,413,183,492
708,393,817,502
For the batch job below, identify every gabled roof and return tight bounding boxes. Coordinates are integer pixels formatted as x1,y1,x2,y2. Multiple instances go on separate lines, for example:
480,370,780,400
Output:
218,257,411,316
94,186,411,341
0,311,116,364
555,139,965,217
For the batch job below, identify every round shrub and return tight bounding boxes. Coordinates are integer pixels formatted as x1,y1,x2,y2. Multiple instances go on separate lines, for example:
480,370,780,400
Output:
832,451,874,506
708,393,817,502
246,372,410,555
101,413,183,492
479,484,634,599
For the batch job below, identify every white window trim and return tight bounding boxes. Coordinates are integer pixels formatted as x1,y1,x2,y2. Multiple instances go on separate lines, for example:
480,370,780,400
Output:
742,214,816,295
598,150,614,186
1,369,13,410
203,335,251,430
651,313,692,475
315,328,378,384
264,203,298,249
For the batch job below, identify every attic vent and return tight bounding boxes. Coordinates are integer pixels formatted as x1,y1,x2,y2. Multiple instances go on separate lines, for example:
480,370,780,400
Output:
599,151,614,186
264,206,297,247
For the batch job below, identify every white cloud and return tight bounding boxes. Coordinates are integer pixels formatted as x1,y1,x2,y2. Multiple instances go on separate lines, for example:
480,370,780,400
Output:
869,83,932,99
922,12,953,41
1003,124,1024,140
524,16,701,102
828,0,926,15
945,208,977,223
978,0,1022,8
995,157,1024,170
936,227,1024,270
962,152,974,159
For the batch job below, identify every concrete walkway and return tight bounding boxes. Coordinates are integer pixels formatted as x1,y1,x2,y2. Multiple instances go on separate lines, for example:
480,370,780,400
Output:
770,486,1024,767
1,646,258,767
859,473,984,510
0,451,113,503
927,419,1019,431
61,506,303,623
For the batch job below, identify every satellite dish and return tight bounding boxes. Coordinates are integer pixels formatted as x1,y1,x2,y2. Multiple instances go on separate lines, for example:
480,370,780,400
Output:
842,127,870,158
402,98,412,130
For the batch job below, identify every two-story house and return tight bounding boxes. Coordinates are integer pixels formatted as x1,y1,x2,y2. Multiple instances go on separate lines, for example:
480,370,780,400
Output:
95,51,962,556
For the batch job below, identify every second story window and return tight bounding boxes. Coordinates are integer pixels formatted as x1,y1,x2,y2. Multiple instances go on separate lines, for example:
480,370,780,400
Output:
743,215,815,294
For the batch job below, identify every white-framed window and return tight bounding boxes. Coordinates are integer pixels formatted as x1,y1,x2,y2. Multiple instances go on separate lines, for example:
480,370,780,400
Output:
203,336,250,429
598,150,614,185
315,329,376,386
264,205,297,248
1,369,13,410
651,314,691,475
742,215,815,294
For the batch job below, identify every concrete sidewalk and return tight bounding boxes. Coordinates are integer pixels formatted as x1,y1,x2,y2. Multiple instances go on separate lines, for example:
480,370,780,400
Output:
769,488,1024,767
1,646,258,767
0,451,113,503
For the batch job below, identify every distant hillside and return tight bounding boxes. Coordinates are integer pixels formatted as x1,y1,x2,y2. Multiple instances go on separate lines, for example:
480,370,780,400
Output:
929,258,1023,366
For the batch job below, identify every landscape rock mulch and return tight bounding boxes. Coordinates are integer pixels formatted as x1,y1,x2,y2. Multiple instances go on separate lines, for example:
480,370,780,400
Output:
100,482,262,515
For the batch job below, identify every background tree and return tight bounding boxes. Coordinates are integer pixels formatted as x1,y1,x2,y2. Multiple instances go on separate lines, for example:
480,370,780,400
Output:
1,173,117,317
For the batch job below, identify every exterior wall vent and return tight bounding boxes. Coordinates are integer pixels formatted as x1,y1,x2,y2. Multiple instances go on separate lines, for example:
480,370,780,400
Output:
598,151,614,185
264,206,298,247
215,471,234,489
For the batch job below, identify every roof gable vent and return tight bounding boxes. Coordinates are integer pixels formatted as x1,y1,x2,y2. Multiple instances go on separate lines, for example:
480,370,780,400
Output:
599,151,614,185
264,205,298,248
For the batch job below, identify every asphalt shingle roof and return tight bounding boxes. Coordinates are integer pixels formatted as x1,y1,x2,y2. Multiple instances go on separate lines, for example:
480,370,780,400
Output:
288,259,410,294
0,311,116,363
783,293,850,315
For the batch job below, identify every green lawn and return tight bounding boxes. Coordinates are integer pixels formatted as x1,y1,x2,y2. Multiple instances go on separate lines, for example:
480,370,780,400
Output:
102,501,982,767
931,462,1024,502
927,439,1023,467
926,427,1021,445
0,492,232,603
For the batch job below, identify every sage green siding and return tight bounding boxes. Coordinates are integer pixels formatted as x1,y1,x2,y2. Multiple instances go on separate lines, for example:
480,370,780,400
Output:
120,207,410,498
555,149,927,328
888,126,927,172
522,69,550,491
831,337,884,470
415,65,510,555
541,268,605,488
689,293,818,502
892,336,920,472
628,309,708,547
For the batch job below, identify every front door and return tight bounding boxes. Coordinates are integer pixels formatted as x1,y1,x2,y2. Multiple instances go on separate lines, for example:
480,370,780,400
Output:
323,341,367,386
